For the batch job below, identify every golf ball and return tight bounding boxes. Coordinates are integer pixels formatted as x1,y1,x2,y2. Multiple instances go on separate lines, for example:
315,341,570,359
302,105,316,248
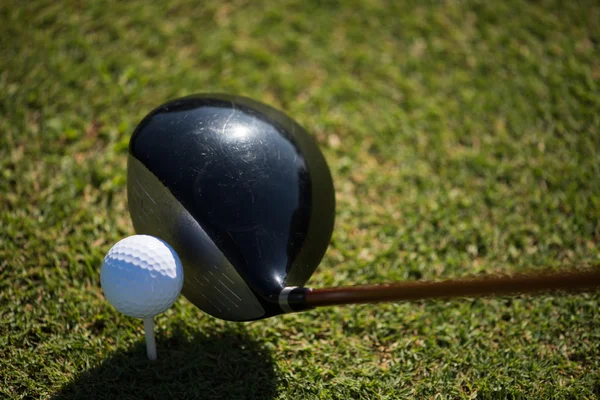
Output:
100,235,184,318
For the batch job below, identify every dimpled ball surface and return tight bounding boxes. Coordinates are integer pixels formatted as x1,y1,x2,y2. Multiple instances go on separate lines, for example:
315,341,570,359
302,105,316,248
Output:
100,235,184,318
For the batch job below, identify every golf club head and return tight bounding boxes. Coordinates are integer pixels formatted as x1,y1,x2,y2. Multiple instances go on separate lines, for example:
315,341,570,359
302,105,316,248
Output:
127,94,335,321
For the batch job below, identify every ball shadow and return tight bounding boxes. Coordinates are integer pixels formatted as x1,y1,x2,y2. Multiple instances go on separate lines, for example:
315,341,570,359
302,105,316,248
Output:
53,327,277,400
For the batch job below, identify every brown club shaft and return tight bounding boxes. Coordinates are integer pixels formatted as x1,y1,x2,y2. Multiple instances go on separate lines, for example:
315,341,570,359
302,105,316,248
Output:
304,269,600,308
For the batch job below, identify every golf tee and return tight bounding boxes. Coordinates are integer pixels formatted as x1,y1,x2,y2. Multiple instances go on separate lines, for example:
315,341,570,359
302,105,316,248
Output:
143,317,157,360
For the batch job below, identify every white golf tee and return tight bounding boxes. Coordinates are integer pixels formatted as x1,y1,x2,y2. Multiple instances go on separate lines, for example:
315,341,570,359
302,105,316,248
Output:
143,317,157,360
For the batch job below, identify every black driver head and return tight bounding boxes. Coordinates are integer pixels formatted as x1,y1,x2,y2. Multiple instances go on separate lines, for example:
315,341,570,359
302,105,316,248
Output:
127,94,335,321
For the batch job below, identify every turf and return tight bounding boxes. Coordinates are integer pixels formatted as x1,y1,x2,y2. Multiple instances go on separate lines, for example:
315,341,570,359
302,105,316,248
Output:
1,0,599,398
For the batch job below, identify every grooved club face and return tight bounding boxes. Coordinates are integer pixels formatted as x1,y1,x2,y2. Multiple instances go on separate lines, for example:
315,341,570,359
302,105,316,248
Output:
127,94,335,321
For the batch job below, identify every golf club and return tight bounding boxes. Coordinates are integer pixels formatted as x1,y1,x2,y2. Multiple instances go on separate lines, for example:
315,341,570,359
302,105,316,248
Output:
127,94,600,321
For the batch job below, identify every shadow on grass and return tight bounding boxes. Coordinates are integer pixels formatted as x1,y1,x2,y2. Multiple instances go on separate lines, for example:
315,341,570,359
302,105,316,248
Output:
53,327,277,400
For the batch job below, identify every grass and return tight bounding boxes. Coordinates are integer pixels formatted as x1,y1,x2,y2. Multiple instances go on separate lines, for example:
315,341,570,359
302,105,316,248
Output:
1,0,599,398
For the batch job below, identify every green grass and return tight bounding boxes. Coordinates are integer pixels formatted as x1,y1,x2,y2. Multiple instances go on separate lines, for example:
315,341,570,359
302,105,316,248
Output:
1,0,600,398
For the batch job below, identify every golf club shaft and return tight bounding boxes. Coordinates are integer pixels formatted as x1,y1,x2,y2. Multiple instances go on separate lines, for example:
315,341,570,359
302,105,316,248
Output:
303,268,600,307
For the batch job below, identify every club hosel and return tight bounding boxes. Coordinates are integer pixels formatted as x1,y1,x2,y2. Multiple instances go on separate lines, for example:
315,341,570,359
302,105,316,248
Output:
278,287,314,314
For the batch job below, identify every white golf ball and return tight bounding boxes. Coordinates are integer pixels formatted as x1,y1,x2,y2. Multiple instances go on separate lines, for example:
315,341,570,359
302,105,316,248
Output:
100,235,184,318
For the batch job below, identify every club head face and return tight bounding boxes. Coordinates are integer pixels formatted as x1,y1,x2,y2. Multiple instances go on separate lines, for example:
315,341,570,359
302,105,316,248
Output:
127,94,335,321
